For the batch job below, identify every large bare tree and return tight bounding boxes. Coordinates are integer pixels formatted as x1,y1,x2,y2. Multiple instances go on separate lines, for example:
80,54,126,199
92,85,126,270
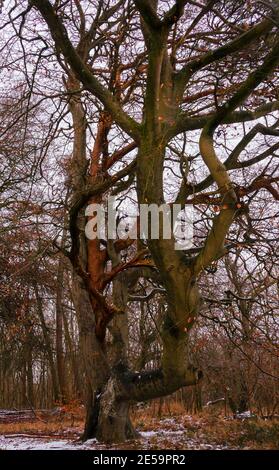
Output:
1,0,278,442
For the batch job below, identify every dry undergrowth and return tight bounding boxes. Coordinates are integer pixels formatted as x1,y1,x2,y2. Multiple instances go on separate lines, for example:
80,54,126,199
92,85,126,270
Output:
0,402,278,449
132,401,279,449
0,407,84,438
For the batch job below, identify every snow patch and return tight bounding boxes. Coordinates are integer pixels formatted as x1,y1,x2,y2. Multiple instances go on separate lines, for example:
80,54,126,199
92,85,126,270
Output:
0,436,96,450
235,410,255,419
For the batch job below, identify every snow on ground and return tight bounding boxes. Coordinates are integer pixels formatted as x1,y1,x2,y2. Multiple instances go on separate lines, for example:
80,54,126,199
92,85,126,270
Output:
235,410,256,419
0,436,98,450
139,425,228,450
0,433,227,451
0,418,229,450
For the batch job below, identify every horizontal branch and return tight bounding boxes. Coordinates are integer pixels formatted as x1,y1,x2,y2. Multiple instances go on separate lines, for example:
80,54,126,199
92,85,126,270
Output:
120,365,201,402
128,287,166,302
172,100,279,136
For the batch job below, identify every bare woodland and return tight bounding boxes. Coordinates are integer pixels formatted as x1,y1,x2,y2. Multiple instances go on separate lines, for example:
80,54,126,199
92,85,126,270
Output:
0,0,278,446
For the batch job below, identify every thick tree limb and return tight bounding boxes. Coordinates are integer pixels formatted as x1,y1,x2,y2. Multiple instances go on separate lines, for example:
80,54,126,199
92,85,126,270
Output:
134,0,187,30
133,0,161,29
193,37,279,274
172,101,279,136
162,0,188,27
119,366,201,402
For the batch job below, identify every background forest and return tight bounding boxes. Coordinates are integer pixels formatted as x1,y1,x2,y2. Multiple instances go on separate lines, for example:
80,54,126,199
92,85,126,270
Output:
0,0,278,449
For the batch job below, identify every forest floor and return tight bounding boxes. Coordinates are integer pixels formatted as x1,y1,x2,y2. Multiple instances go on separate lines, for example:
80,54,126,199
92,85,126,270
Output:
0,406,278,450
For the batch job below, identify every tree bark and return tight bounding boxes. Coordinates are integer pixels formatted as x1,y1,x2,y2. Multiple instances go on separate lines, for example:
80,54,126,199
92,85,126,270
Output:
55,224,68,403
34,284,60,402
81,243,139,443
97,379,137,442
62,307,82,399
